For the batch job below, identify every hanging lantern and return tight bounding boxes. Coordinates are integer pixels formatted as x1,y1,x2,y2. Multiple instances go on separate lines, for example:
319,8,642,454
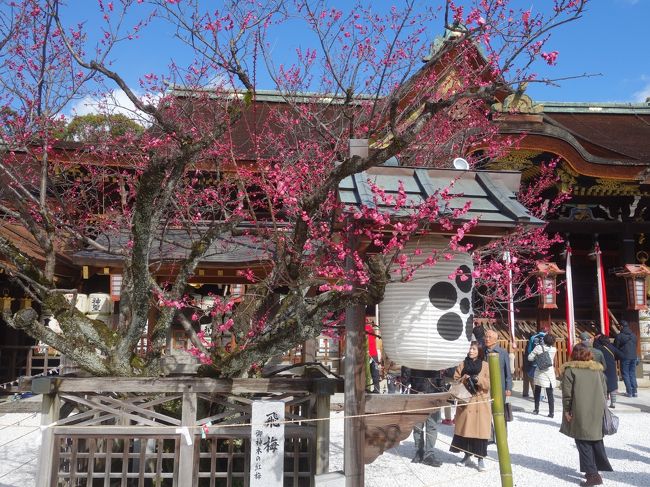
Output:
616,264,650,311
1,290,13,311
532,262,564,309
87,292,112,325
64,293,89,313
378,235,474,370
110,274,123,301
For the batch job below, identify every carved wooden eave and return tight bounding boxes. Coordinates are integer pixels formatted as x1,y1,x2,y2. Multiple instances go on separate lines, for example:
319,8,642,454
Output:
490,101,650,182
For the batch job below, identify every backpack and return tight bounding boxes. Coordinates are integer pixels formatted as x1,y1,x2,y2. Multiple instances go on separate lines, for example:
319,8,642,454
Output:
535,344,553,370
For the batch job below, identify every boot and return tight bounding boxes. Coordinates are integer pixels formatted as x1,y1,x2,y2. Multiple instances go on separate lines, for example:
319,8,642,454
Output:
580,473,603,486
411,449,424,463
421,455,442,467
456,453,472,467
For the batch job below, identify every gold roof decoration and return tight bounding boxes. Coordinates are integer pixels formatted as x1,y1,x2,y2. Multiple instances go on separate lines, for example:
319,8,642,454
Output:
492,93,544,114
489,149,540,171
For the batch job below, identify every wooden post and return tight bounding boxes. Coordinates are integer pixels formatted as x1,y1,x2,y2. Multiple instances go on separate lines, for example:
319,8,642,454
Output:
344,304,365,487
536,308,551,333
26,346,33,377
314,378,335,475
488,353,513,487
36,389,60,487
303,338,317,363
178,392,197,486
344,138,368,487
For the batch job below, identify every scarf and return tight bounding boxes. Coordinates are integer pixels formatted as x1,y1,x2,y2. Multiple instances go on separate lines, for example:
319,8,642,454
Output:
461,356,483,377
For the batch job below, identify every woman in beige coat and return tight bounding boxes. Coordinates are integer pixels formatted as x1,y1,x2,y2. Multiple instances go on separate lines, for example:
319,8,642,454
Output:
450,341,492,471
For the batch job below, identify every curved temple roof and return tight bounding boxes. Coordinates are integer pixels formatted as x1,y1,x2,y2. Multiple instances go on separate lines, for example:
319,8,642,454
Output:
339,165,543,230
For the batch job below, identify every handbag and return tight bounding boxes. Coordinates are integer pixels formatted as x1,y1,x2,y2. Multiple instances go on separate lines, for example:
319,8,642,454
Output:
449,381,472,403
602,406,619,435
534,343,553,370
504,402,513,422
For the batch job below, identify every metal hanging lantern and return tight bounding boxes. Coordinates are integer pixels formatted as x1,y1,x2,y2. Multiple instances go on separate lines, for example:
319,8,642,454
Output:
378,235,474,370
532,262,564,309
616,264,650,311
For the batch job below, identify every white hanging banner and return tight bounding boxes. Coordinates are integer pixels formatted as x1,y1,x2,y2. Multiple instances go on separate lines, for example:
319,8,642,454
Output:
250,401,285,487
565,245,576,353
504,251,516,343
594,243,610,336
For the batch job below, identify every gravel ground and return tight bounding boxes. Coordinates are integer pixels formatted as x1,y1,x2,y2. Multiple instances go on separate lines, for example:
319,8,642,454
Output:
328,388,650,487
0,411,40,487
1,385,649,487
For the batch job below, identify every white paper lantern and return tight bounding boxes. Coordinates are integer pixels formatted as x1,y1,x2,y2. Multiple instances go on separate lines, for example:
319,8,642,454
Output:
379,235,474,370
64,293,88,313
87,293,112,315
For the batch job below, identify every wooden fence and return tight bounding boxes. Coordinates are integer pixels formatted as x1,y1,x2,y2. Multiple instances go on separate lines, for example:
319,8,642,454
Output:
32,376,337,487
0,345,60,385
499,339,569,380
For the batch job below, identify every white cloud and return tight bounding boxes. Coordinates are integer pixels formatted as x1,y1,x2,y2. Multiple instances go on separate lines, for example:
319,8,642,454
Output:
632,82,650,102
69,89,160,125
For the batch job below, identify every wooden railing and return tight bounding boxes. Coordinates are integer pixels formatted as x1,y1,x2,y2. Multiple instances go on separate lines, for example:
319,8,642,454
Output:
32,375,337,487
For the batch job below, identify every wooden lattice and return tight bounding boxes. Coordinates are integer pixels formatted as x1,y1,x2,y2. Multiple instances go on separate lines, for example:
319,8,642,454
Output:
34,377,332,487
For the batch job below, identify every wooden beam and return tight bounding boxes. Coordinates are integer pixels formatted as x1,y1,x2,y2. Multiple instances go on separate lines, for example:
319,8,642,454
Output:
547,220,650,235
31,377,318,394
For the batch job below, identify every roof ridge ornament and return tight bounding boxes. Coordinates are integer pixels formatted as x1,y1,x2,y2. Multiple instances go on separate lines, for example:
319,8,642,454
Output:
492,93,543,114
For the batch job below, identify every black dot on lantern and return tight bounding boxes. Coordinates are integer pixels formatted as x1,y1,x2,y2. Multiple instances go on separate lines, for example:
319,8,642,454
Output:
460,298,470,314
465,315,474,341
455,265,472,293
429,282,457,310
438,312,463,341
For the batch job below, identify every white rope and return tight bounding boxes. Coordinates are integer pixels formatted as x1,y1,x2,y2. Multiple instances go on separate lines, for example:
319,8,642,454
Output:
0,366,60,390
0,412,38,429
0,457,36,481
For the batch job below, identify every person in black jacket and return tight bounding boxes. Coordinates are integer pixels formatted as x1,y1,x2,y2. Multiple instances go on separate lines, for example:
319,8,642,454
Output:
614,320,639,397
402,367,444,467
594,335,623,408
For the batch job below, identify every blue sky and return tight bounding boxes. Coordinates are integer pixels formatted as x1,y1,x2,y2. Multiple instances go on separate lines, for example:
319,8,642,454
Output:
60,0,650,114
524,0,650,103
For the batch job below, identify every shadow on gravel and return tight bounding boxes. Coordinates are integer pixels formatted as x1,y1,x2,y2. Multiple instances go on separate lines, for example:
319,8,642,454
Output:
605,445,650,465
511,414,558,428
510,453,583,483
388,438,500,467
510,452,584,485
630,443,650,455
601,470,650,486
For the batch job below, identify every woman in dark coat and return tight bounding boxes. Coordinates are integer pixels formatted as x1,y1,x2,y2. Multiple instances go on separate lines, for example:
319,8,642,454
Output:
594,335,623,408
560,343,612,487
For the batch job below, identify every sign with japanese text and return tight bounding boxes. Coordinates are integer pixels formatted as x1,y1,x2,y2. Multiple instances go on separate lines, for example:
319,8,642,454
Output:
250,401,285,486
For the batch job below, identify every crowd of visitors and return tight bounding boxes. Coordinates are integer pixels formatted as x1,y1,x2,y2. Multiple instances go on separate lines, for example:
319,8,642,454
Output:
373,319,640,487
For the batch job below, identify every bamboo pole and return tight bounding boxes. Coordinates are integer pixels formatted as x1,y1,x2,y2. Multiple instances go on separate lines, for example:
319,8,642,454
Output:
488,352,513,487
